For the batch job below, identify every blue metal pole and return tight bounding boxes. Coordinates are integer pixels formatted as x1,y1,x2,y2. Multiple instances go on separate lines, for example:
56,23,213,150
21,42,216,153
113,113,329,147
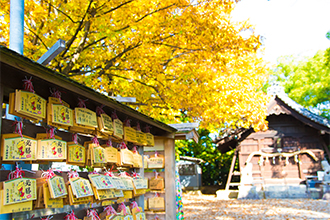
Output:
3,2,25,219
9,0,24,55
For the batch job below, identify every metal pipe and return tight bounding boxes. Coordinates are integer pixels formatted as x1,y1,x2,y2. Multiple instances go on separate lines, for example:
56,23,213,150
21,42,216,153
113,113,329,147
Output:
37,39,66,65
9,0,24,54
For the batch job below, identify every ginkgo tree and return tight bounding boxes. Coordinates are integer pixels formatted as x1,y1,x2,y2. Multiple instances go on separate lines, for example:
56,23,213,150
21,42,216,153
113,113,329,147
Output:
0,0,270,131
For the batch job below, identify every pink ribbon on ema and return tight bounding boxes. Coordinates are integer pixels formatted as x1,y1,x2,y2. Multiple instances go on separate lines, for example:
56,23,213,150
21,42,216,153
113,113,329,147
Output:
118,202,128,216
91,136,100,146
88,170,99,175
104,205,117,216
145,125,151,133
136,122,141,132
77,98,88,108
22,76,35,93
106,139,112,147
87,209,101,220
50,88,63,104
41,168,62,179
48,127,56,139
120,142,128,149
72,133,80,145
96,105,105,116
67,170,79,179
41,215,53,220
8,165,25,180
111,110,118,119
13,118,23,138
132,172,140,178
104,166,117,177
130,201,141,212
12,119,23,138
124,119,131,127
64,210,79,220
153,170,159,179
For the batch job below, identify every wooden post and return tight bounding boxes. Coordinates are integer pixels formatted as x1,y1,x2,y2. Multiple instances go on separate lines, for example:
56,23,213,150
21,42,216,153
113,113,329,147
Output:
0,71,3,132
225,150,237,191
319,137,330,161
258,139,263,178
298,154,303,179
164,137,176,220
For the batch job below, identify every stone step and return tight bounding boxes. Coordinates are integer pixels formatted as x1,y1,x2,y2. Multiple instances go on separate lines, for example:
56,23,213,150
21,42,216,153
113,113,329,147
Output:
263,178,303,185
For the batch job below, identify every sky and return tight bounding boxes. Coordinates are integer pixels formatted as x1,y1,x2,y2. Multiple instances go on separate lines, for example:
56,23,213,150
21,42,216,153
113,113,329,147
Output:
231,0,330,65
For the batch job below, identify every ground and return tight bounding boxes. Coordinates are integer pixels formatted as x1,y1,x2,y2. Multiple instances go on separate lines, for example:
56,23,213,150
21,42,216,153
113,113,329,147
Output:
182,194,330,220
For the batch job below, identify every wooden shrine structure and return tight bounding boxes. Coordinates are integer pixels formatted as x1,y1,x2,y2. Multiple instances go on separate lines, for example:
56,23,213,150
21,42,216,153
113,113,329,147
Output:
216,92,330,190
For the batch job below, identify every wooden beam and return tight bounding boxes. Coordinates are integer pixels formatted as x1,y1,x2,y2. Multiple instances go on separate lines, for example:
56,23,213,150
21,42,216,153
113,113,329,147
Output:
225,149,238,191
0,47,176,134
164,137,176,220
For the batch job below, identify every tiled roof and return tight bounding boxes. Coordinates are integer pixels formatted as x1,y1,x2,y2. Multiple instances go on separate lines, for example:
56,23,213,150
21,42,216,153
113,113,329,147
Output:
267,83,330,130
276,93,330,129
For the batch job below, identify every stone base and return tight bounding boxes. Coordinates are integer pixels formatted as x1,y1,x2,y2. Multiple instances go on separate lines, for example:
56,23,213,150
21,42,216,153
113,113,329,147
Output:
238,186,264,199
264,185,308,199
216,190,238,199
235,184,324,199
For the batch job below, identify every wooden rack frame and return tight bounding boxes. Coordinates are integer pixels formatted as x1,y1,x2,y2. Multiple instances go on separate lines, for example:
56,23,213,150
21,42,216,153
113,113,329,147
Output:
0,46,176,220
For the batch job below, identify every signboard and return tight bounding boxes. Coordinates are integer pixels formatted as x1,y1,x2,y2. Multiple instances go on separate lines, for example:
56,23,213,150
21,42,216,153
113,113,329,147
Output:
113,119,124,139
3,178,37,205
75,108,98,128
51,104,73,126
15,90,47,119
2,135,37,161
37,139,67,160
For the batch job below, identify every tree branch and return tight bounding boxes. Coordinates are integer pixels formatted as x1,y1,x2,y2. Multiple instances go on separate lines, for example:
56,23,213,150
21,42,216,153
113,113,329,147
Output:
68,67,101,76
105,72,167,105
114,4,176,33
46,1,80,23
61,0,94,58
82,36,107,50
99,0,133,16
136,3,175,22
25,26,49,50
152,42,204,52
95,1,107,11
162,52,182,64
96,42,142,77
67,42,142,77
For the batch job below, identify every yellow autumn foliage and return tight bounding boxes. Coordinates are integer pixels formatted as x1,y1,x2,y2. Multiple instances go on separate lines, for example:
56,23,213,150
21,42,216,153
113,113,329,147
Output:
0,0,270,131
